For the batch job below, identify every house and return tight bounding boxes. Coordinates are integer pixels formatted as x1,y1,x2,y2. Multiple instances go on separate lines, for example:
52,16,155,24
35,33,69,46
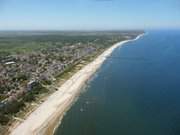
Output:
5,61,15,65
27,80,39,91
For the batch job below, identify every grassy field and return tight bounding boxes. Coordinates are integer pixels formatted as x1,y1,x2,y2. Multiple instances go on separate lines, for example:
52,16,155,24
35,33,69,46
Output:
0,31,141,53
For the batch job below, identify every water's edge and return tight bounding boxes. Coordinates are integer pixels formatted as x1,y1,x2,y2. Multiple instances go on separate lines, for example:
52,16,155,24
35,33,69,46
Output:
10,33,144,135
52,33,145,135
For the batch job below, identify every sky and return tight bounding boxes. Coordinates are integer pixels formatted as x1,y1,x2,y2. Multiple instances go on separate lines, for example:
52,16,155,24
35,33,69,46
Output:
0,0,179,30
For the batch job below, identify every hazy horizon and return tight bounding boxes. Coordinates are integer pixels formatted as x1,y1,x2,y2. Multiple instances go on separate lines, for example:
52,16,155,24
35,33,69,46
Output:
0,0,180,30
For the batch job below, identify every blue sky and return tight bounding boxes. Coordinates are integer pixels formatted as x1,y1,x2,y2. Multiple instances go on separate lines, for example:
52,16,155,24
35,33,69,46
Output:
0,0,179,30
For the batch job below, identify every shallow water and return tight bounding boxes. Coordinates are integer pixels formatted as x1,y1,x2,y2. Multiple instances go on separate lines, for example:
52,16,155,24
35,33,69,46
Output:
55,30,180,135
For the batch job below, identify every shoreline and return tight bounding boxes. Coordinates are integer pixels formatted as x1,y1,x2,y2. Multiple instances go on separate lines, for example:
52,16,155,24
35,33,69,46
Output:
10,33,144,135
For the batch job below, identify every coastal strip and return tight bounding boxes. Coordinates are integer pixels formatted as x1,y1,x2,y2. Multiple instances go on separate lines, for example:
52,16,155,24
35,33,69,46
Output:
10,33,144,135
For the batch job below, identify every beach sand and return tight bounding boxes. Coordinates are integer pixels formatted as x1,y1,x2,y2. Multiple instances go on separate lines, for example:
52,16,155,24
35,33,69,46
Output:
10,34,144,135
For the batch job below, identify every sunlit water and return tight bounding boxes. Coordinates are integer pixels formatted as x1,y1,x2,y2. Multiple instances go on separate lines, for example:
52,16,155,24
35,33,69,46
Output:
55,30,180,135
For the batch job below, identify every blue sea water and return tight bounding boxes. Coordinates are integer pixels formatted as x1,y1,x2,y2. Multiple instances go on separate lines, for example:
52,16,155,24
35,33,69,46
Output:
55,30,180,135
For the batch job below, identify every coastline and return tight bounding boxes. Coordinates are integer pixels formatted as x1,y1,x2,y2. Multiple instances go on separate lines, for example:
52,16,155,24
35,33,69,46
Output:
10,33,144,135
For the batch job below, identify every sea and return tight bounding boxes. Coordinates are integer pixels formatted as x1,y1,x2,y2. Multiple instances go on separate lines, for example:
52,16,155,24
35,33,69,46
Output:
55,30,180,135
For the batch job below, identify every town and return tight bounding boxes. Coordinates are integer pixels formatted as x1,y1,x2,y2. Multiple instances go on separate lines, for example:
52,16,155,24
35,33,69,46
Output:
0,31,142,133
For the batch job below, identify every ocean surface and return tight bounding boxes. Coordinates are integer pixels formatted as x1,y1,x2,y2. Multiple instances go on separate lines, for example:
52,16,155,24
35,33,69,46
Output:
55,30,180,135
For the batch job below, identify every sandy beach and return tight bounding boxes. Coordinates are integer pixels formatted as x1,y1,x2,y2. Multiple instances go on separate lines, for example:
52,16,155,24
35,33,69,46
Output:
10,34,144,135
